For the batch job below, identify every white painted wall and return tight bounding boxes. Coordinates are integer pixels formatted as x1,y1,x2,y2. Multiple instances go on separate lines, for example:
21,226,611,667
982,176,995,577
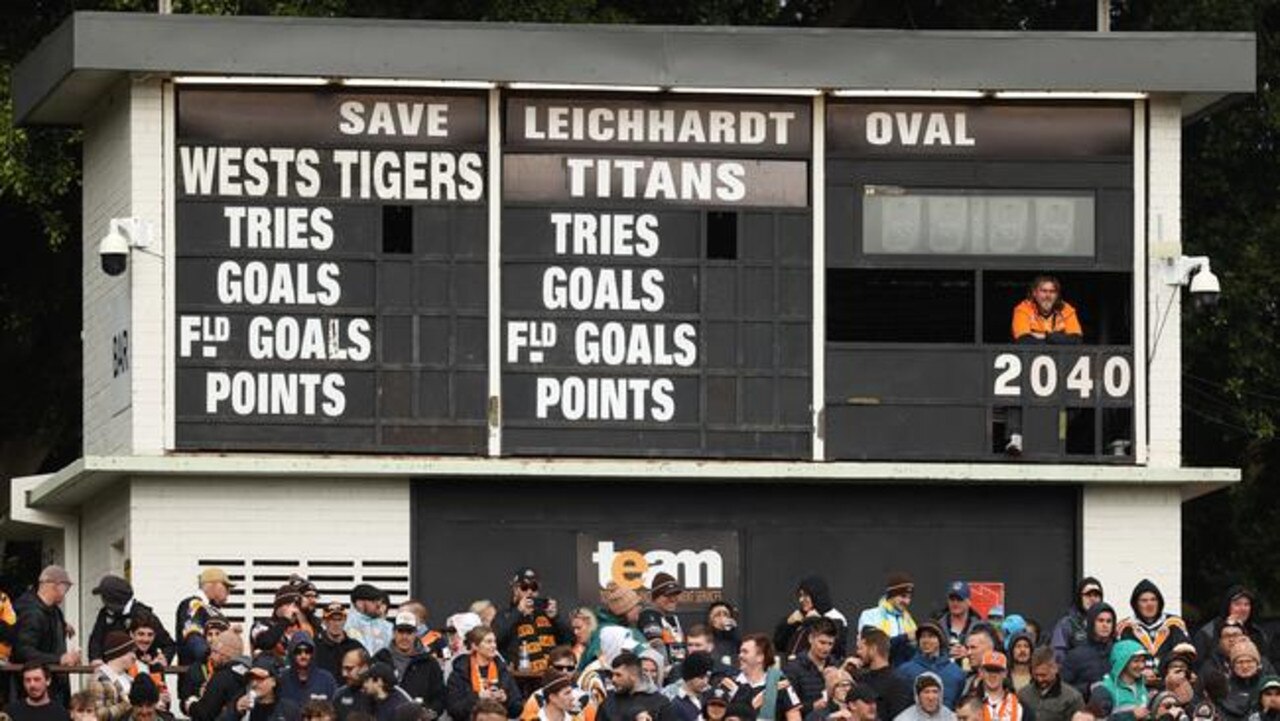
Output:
128,79,168,454
1081,484,1182,614
127,476,411,632
78,482,131,646
1147,96,1183,468
82,81,133,455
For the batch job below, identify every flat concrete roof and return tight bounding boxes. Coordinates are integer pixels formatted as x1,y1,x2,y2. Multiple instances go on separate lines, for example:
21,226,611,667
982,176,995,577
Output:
23,454,1241,509
13,12,1256,125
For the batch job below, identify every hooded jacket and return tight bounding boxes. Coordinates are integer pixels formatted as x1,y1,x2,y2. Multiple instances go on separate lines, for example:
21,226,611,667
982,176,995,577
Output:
1062,602,1116,698
776,577,850,662
1194,586,1272,664
1119,580,1189,671
893,673,958,721
88,599,177,664
897,647,965,709
372,641,445,717
279,634,339,706
1051,578,1103,664
1093,640,1150,719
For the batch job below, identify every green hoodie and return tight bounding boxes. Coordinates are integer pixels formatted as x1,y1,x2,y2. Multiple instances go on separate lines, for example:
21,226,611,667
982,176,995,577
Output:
1098,640,1150,717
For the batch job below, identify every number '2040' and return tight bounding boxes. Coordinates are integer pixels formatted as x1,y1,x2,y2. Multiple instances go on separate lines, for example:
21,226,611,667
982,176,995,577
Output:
992,354,1131,400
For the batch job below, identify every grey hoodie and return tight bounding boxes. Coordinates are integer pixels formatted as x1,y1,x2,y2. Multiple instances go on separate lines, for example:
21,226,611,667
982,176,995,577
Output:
893,673,959,721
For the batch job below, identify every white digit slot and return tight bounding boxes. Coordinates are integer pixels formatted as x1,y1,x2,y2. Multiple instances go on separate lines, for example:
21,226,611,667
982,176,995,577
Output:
1030,355,1058,397
1066,355,1093,399
1104,356,1132,397
993,353,1022,396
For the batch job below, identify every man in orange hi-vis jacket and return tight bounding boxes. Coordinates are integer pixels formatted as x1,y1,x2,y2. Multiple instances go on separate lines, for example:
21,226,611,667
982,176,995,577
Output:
1011,276,1083,344
1005,276,1084,456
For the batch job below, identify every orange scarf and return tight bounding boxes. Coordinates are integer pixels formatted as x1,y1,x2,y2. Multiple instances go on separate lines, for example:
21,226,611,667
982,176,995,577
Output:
470,655,499,694
983,693,1022,721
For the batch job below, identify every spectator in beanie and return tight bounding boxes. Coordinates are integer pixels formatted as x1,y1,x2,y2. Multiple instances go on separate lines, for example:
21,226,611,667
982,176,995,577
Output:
1246,676,1280,721
1194,588,1271,671
1199,621,1273,680
1062,603,1116,699
784,619,839,715
858,574,918,668
175,568,233,666
280,632,338,706
177,617,230,712
897,622,964,710
332,648,374,721
668,652,715,720
316,605,365,682
186,630,249,721
1220,641,1266,721
599,583,644,630
6,663,70,721
372,613,444,717
88,631,137,721
855,629,912,721
598,651,677,721
1007,631,1036,692
494,568,572,674
894,672,957,721
14,566,79,704
708,603,742,671
1051,579,1104,665
88,576,175,667
1119,580,1189,681
125,673,161,721
1017,647,1083,721
231,656,302,721
346,586,393,657
934,584,982,666
536,670,587,721
360,663,414,721
255,589,317,659
445,625,522,721
777,577,849,664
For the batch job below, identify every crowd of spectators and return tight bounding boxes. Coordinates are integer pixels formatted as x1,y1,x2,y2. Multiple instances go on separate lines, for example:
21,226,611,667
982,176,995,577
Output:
0,565,1276,721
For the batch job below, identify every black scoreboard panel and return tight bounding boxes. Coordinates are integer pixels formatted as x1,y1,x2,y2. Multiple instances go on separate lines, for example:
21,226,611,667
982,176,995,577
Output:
174,88,489,451
824,102,1136,462
500,95,812,457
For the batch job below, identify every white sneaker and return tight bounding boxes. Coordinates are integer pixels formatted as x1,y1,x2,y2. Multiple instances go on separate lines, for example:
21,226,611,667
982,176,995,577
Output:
1005,433,1023,456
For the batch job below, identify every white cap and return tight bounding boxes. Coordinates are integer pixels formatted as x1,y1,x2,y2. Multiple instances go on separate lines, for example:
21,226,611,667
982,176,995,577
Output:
394,611,418,630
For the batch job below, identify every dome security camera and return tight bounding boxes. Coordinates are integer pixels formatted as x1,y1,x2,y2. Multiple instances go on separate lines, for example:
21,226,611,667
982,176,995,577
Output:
1189,267,1221,309
99,230,130,276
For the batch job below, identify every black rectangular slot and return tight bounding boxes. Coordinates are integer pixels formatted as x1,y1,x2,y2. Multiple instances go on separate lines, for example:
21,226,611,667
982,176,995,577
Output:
828,269,974,343
707,211,738,259
382,205,414,254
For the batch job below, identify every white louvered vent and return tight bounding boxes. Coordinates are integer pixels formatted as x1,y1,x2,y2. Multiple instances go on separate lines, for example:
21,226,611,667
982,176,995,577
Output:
196,558,411,626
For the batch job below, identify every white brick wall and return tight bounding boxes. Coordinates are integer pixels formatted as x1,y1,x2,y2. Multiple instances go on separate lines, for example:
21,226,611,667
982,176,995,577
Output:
127,476,410,633
78,482,131,635
1147,96,1183,468
82,81,133,455
128,79,168,454
1081,484,1182,614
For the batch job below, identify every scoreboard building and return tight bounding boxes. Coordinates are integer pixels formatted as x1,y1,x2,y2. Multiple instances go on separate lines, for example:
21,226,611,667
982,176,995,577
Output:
7,13,1254,637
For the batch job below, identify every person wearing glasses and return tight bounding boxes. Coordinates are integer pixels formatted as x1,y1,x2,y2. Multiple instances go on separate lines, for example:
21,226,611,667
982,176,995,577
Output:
14,566,79,704
372,612,446,718
494,568,573,675
522,647,585,721
280,632,339,706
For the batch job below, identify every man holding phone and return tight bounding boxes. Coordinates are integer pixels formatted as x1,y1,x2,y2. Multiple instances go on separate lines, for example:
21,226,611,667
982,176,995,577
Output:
494,568,573,674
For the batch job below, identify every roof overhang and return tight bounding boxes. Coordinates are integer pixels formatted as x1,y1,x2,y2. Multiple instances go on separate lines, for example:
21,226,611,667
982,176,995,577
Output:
13,12,1257,126
25,454,1241,509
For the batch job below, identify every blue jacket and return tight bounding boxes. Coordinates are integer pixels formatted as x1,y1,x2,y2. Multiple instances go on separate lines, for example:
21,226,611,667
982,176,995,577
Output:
897,651,965,709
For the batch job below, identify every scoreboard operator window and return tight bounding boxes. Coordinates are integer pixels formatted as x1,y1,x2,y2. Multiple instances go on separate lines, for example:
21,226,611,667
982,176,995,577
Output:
823,102,1135,462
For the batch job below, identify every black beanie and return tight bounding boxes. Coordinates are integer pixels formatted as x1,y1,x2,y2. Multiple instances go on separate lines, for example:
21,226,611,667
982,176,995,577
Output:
682,652,714,681
129,673,160,706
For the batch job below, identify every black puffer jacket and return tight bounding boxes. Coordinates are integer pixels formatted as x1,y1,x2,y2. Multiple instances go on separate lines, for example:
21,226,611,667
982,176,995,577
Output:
12,590,69,702
444,653,522,721
783,652,831,715
1062,602,1116,699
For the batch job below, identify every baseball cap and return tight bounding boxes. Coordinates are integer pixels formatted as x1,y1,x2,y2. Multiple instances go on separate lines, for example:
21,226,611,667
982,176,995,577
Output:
198,568,235,589
980,651,1008,671
249,656,279,679
947,581,971,601
1259,676,1280,693
650,572,683,599
92,575,133,605
512,567,539,586
394,611,418,630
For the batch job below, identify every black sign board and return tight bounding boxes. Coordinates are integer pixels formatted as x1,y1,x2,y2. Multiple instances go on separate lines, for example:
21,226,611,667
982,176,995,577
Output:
827,102,1132,158
501,95,814,457
174,88,489,451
